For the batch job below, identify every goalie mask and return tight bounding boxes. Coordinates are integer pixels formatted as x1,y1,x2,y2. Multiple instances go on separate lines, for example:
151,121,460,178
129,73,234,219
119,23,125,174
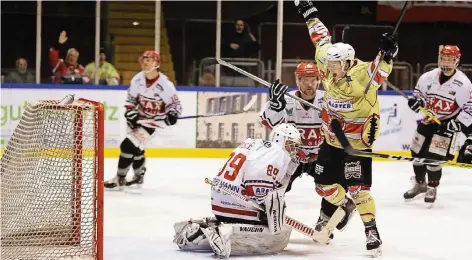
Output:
326,43,355,78
269,123,302,160
295,62,321,100
139,50,161,73
438,45,461,74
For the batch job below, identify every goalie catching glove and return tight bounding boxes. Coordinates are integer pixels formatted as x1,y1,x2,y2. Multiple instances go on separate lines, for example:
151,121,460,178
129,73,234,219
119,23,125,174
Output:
269,79,288,112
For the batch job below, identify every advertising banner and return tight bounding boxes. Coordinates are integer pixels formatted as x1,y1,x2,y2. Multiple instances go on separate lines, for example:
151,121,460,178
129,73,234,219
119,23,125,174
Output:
196,91,269,148
0,87,197,149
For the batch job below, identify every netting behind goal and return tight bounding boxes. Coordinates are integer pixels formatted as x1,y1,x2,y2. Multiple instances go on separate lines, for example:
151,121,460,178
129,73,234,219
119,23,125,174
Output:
1,98,104,260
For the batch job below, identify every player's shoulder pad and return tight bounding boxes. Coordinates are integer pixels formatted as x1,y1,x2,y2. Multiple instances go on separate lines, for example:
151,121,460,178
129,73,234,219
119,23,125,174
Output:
156,73,176,91
285,90,298,104
244,139,284,161
130,71,145,86
454,69,472,87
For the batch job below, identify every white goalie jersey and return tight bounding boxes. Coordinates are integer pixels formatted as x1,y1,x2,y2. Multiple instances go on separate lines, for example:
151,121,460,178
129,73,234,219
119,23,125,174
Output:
414,68,472,126
125,71,182,123
260,90,324,162
211,138,293,222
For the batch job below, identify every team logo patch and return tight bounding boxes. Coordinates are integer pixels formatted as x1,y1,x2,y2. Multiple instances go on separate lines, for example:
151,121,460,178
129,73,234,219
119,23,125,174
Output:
344,161,362,179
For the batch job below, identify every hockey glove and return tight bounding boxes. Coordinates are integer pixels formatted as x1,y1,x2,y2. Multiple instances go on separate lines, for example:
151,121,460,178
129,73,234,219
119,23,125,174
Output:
443,119,462,133
264,188,286,234
294,0,319,20
379,33,398,62
457,138,472,164
269,79,288,112
407,96,426,113
125,108,139,129
164,111,179,126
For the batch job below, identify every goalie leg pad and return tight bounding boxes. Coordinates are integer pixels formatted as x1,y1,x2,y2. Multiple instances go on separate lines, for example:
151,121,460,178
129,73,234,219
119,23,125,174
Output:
200,224,232,258
227,223,291,256
264,188,286,234
173,220,212,251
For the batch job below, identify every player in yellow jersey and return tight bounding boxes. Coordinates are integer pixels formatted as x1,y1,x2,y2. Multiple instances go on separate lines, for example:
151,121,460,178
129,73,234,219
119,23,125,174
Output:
293,0,398,257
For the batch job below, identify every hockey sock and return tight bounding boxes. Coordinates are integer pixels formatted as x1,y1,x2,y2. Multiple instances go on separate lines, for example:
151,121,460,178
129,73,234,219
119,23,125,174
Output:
117,138,138,176
132,150,146,176
320,197,338,218
426,165,442,187
315,184,347,206
349,186,376,224
413,164,427,183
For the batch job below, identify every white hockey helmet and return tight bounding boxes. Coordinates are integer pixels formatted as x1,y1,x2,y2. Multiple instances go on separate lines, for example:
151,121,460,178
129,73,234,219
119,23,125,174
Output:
326,43,355,71
269,123,302,159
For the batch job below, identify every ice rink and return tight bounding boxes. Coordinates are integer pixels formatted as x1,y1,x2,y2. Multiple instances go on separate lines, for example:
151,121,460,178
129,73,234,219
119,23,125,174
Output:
103,158,472,260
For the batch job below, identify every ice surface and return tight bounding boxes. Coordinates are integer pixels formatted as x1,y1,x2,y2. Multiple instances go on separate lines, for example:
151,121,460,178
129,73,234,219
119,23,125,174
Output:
104,159,472,260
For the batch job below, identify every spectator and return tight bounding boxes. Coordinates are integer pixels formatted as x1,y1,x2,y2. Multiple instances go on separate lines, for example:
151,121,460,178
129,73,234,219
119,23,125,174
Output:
49,31,89,84
221,20,259,58
4,58,35,83
84,47,120,85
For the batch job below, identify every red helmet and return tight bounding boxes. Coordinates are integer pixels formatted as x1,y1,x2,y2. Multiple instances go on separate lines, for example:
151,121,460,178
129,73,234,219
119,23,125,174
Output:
295,62,321,78
438,45,460,73
139,50,161,73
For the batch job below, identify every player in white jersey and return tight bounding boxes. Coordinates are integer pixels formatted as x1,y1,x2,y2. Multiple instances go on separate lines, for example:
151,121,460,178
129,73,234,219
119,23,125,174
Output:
260,62,355,241
404,45,472,206
173,123,301,258
104,50,182,189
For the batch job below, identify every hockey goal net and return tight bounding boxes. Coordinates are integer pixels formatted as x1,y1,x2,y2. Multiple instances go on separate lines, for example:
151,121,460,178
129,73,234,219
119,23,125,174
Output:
1,98,104,260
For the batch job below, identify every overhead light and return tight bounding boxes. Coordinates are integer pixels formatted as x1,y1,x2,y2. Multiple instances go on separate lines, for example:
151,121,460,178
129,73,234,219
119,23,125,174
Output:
132,21,140,26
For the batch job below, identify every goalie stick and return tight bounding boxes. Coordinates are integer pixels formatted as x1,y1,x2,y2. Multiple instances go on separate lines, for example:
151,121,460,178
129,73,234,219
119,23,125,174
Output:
137,94,258,128
204,178,345,244
330,119,472,169
207,58,322,112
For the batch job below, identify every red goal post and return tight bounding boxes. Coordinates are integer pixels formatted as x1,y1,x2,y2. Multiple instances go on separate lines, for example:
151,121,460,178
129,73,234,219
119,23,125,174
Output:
0,98,104,260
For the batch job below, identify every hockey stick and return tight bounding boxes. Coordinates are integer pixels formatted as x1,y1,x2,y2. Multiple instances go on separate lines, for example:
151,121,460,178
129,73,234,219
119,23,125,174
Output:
204,177,345,243
364,1,408,94
137,95,258,128
207,58,322,112
384,81,441,124
330,119,472,169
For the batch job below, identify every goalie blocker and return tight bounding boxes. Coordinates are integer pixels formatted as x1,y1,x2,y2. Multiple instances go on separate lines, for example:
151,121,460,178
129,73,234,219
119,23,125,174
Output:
173,124,303,257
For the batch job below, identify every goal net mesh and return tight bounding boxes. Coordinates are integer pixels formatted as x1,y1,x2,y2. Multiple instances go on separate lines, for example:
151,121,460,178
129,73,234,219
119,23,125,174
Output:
1,99,103,260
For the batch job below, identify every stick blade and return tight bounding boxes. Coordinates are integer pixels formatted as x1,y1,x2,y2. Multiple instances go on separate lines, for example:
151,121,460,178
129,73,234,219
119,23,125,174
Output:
330,119,356,155
243,95,258,112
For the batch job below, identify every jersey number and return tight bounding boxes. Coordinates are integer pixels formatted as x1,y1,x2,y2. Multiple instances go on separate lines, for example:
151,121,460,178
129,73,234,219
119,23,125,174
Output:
217,152,246,181
266,164,279,181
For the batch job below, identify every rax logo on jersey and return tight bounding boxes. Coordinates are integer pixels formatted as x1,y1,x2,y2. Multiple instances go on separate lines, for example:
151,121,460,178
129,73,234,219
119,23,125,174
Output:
138,95,165,115
298,127,323,147
426,96,458,115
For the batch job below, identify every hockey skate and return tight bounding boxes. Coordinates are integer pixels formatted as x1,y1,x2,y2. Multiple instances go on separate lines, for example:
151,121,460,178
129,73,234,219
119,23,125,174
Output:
104,175,127,190
365,225,382,257
314,211,334,244
126,167,146,188
424,186,437,208
403,176,427,200
336,197,356,231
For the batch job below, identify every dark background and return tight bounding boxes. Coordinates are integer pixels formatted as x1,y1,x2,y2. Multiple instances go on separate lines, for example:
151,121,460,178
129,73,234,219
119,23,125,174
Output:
2,1,471,84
